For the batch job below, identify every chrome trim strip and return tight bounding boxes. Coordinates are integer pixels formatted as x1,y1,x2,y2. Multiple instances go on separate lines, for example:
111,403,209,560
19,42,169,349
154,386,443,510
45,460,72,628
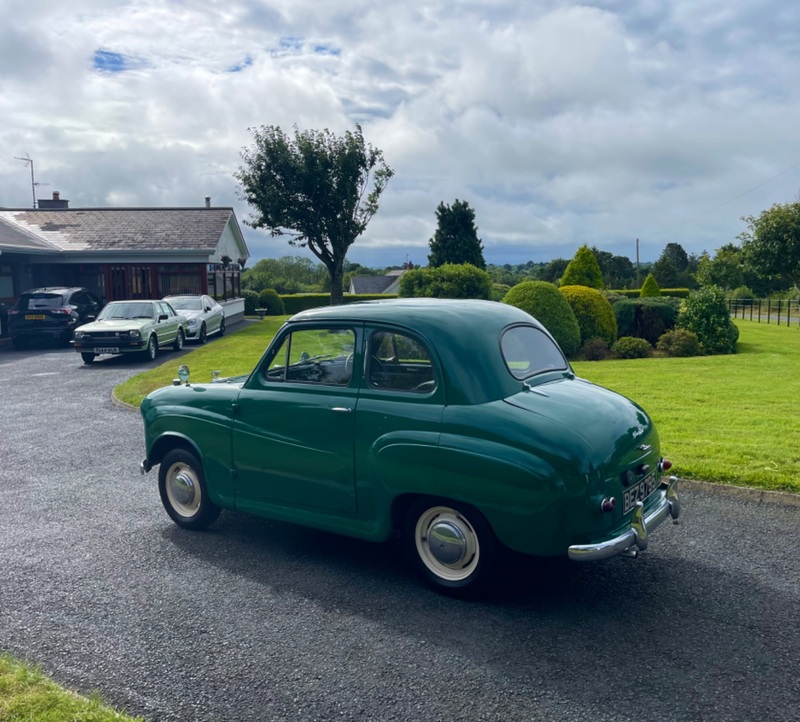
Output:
568,477,680,562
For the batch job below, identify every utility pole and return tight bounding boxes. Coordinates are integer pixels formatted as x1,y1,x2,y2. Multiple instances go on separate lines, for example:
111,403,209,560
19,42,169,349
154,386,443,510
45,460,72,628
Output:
635,238,640,287
14,154,42,208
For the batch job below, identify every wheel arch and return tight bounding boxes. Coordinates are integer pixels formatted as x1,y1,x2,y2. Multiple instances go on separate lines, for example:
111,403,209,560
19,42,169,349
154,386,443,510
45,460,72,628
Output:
147,432,203,469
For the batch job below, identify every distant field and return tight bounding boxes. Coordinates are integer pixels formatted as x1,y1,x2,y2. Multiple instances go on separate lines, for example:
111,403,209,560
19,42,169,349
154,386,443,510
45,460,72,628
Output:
117,317,800,494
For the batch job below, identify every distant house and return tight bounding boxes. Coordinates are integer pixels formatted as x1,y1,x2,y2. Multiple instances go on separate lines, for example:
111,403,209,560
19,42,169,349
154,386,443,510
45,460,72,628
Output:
0,194,249,308
348,268,409,295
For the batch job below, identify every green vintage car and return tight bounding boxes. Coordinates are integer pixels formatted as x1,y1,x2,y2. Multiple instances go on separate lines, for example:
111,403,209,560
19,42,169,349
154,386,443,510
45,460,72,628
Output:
140,299,680,594
74,300,188,364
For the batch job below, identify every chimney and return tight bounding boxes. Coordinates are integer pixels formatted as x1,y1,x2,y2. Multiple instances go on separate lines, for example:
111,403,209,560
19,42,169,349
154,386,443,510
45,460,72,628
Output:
205,196,211,208
37,191,69,209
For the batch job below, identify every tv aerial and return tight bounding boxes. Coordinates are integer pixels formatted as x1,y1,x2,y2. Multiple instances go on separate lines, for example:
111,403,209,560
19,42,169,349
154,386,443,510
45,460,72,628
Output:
14,154,48,208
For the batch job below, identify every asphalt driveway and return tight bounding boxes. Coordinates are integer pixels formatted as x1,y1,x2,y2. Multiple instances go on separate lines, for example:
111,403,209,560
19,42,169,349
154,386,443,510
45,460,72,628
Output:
1,342,799,721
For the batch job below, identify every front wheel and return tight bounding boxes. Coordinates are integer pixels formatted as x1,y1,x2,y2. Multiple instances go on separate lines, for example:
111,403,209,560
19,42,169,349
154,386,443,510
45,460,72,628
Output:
198,322,207,344
158,449,221,530
81,352,95,364
173,328,185,351
218,317,226,336
404,499,497,596
142,335,158,361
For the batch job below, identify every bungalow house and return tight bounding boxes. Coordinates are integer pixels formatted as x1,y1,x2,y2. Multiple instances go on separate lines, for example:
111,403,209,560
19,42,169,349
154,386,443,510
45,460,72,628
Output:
348,269,407,295
0,195,249,327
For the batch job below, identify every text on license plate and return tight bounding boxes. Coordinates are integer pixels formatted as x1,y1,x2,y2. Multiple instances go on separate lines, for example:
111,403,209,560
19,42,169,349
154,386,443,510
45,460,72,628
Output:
623,474,661,513
25,314,46,320
96,347,120,354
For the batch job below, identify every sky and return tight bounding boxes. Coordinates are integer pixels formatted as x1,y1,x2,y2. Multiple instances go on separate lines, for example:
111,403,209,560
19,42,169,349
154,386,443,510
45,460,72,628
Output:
2,0,800,269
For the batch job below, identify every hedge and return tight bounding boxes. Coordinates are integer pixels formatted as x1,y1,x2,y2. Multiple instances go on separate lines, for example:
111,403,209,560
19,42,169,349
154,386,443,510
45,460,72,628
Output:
280,294,398,314
611,288,691,299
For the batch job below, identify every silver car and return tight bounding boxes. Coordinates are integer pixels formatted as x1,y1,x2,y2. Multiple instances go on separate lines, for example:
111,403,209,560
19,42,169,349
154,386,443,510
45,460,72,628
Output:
163,295,226,343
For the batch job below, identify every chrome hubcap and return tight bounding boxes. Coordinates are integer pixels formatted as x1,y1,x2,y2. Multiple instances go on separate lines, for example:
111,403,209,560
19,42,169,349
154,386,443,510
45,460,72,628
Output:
415,506,479,581
427,520,467,565
166,464,200,517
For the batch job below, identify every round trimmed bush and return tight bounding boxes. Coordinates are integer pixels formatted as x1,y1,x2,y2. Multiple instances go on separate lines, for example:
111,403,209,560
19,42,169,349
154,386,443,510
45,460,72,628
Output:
676,285,738,355
611,336,652,359
258,288,285,315
580,338,611,361
502,281,581,357
656,328,702,357
559,285,618,346
242,289,260,316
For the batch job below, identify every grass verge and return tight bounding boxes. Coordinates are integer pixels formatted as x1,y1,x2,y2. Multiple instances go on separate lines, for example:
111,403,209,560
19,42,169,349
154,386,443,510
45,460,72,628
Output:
113,316,288,407
116,317,799,493
0,653,143,722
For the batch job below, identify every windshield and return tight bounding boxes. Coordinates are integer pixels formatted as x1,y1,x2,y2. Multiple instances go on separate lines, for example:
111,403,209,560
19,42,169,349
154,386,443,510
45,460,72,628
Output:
14,293,64,310
98,302,154,320
500,325,568,380
166,297,202,311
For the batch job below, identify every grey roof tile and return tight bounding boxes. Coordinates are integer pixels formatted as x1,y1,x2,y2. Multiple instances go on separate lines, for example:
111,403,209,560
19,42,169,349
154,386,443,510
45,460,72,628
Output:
0,208,236,253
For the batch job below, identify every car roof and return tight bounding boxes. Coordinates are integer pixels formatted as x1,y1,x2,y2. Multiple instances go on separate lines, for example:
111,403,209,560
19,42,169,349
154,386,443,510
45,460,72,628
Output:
21,286,87,295
289,299,555,404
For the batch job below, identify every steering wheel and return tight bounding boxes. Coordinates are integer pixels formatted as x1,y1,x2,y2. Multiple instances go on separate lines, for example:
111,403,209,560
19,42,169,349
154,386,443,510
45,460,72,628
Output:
345,353,354,377
411,379,436,393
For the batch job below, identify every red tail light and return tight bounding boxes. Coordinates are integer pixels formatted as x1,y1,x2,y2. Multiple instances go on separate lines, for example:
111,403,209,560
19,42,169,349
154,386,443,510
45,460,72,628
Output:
660,459,672,472
51,307,73,315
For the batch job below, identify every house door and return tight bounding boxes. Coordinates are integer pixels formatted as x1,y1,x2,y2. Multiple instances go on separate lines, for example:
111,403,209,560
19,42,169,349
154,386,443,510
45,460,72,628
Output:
110,267,127,300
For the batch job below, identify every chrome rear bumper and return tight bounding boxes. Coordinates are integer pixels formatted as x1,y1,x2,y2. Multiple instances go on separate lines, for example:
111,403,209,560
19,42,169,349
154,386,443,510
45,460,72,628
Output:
568,476,681,561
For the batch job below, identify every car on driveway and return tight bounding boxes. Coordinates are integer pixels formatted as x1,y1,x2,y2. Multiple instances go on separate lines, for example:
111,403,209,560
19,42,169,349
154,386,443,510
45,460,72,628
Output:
8,287,104,348
74,300,187,364
140,299,680,595
163,294,225,343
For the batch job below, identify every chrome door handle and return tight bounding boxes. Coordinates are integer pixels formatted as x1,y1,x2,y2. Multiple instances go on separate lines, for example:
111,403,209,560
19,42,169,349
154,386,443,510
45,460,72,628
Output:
331,407,352,413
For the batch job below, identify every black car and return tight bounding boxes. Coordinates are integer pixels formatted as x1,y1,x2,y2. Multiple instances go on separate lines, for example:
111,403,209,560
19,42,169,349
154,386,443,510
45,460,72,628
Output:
8,287,104,348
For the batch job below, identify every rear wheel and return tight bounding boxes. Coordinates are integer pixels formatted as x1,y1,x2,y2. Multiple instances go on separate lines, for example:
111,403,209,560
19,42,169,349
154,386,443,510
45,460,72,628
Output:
158,449,221,530
173,328,185,351
404,498,497,596
142,335,158,361
11,337,29,350
81,352,95,364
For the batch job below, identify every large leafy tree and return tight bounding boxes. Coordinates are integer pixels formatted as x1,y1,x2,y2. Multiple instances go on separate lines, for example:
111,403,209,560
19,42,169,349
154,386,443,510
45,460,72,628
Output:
591,247,636,288
428,199,486,269
241,255,327,295
694,248,744,291
651,243,692,288
739,201,800,293
235,124,394,304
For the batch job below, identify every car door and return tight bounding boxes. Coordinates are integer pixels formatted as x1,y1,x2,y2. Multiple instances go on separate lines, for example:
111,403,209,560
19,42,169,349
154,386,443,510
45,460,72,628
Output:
69,290,101,324
155,302,178,346
232,324,360,515
353,327,445,495
203,295,221,334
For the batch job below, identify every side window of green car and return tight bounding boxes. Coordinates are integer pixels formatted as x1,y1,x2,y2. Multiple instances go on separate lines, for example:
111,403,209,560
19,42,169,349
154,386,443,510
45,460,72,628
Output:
368,330,436,393
265,327,356,386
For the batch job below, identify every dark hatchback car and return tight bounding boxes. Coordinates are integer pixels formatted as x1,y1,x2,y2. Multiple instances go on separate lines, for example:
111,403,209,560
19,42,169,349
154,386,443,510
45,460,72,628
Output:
8,287,104,348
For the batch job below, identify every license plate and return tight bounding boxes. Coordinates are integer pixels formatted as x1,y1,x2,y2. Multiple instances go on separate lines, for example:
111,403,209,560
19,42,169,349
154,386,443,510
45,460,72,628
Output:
623,473,661,513
25,314,46,320
96,347,120,354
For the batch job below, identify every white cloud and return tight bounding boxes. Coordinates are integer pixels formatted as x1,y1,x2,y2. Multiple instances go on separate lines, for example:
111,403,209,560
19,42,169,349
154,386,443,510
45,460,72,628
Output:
2,0,800,267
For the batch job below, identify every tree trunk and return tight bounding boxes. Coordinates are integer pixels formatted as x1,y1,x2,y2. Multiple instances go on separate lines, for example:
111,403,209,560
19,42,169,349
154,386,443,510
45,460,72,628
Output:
329,258,345,305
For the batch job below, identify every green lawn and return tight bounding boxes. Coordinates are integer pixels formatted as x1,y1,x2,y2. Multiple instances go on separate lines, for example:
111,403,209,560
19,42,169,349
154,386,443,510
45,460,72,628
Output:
573,320,800,493
0,654,142,722
116,317,800,493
